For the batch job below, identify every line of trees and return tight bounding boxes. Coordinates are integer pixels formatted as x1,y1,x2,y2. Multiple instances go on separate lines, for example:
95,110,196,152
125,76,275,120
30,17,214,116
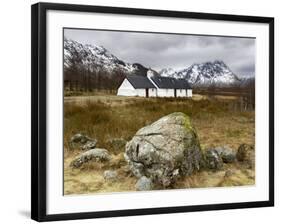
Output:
64,53,126,92
193,80,255,111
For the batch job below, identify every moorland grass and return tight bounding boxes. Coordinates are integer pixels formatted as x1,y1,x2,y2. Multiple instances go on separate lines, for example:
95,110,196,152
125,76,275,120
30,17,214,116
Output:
63,96,255,194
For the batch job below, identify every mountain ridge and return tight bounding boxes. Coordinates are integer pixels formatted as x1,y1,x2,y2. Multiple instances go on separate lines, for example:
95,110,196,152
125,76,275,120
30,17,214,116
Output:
159,60,242,87
64,38,254,88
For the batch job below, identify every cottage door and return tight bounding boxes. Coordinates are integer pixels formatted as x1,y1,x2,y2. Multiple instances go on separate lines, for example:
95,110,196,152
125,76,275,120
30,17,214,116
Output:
174,89,177,97
146,88,149,97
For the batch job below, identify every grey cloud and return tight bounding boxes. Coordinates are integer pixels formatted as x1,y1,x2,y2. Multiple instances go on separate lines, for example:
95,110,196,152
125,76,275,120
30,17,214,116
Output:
64,29,255,77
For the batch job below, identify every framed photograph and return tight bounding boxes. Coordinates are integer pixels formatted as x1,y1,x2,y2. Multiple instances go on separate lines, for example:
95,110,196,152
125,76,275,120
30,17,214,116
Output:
31,2,274,222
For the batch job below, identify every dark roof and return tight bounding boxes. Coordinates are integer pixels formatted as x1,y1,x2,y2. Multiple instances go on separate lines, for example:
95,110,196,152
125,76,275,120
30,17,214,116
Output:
150,76,191,89
175,78,192,89
126,75,156,89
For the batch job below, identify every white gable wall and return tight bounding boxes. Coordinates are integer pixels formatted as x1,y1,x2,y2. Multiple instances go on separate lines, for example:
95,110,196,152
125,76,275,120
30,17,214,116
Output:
136,89,146,97
117,78,149,97
149,88,157,97
117,78,138,96
187,89,193,97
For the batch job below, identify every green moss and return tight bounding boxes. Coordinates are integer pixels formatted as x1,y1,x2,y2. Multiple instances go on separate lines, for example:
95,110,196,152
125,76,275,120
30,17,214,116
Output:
183,114,192,131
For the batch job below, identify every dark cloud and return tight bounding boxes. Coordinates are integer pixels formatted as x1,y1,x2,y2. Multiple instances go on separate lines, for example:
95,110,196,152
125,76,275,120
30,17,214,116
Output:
64,29,255,77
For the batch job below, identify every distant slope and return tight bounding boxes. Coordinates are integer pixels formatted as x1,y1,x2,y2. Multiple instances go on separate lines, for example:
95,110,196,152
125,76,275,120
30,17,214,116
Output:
64,38,153,76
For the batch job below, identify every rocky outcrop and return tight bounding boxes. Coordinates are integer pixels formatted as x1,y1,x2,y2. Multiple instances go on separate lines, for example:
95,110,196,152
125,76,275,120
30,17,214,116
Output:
125,112,204,188
70,148,111,168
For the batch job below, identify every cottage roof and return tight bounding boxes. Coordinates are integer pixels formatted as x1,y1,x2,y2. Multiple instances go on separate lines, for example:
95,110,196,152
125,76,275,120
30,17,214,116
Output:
175,78,192,89
126,75,156,89
150,76,191,89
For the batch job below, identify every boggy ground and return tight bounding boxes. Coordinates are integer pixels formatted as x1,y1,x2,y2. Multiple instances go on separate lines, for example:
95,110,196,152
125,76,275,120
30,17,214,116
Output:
64,94,255,195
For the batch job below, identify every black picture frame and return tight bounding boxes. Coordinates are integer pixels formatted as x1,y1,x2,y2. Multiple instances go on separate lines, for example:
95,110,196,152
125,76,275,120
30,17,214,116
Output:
31,2,274,222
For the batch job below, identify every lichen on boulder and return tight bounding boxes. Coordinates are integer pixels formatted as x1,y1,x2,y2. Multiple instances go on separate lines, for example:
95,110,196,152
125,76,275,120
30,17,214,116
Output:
124,112,204,188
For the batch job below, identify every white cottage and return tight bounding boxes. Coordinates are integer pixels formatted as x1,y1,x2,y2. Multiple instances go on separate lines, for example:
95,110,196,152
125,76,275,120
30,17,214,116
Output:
117,75,156,97
117,74,192,98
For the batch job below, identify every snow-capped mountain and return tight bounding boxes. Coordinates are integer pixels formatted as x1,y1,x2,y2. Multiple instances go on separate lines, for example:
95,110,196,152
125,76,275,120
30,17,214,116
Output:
64,38,147,75
159,61,241,87
159,68,185,79
159,68,176,77
65,39,252,88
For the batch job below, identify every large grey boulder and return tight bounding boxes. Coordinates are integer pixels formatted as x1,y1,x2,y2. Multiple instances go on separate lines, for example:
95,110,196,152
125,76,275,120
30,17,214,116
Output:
70,148,111,168
125,112,203,187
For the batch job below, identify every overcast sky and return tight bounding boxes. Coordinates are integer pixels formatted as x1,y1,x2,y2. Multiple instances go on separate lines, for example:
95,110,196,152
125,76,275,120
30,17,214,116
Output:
64,28,255,77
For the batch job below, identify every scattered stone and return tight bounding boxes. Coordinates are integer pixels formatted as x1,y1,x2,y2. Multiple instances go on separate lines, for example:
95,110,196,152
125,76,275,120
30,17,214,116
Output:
125,112,204,187
215,146,236,163
69,133,97,150
236,144,255,168
81,140,97,151
103,170,118,181
70,148,111,168
205,149,223,170
70,133,91,144
135,176,153,191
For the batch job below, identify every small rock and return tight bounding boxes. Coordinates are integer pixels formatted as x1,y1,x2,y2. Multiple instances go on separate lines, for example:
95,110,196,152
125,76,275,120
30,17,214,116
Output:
69,133,97,150
215,146,236,163
205,149,223,170
135,176,153,191
70,133,91,144
236,144,255,168
103,170,118,181
70,148,111,168
81,140,97,150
